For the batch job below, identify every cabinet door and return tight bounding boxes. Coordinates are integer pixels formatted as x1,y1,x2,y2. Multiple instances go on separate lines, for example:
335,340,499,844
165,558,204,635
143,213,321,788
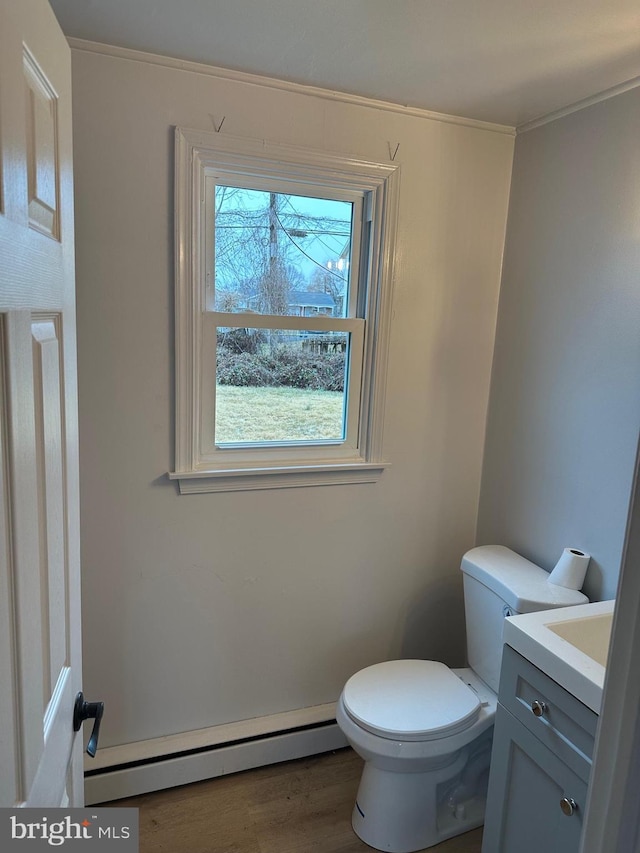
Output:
482,704,588,853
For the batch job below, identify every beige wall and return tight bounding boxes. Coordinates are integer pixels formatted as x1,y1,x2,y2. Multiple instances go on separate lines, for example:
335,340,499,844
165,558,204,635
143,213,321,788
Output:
477,87,640,603
71,47,513,749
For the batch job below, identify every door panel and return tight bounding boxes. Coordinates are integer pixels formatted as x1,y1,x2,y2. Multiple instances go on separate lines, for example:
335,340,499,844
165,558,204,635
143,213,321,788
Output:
32,317,67,694
0,0,83,807
24,47,61,240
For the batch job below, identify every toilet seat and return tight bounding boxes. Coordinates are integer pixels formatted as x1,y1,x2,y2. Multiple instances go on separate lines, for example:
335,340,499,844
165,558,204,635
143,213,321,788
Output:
342,660,481,741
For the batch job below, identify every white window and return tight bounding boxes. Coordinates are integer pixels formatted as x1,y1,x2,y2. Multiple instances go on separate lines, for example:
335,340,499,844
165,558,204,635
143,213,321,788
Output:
170,128,399,493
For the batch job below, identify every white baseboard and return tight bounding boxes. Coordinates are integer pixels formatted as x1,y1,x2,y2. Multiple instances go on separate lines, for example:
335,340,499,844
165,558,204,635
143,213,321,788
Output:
84,718,347,805
85,702,338,772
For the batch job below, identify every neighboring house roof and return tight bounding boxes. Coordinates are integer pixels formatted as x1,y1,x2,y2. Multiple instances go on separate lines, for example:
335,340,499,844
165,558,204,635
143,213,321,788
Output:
289,291,335,308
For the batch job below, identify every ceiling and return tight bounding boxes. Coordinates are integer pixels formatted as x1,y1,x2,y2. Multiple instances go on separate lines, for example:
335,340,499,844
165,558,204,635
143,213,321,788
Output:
49,0,640,127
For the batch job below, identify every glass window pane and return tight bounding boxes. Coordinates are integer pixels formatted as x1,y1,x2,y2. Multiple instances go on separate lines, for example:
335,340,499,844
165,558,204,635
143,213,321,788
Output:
214,186,352,318
215,328,349,444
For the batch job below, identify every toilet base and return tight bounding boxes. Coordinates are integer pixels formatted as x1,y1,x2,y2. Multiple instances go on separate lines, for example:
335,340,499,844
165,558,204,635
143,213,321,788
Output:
351,733,491,853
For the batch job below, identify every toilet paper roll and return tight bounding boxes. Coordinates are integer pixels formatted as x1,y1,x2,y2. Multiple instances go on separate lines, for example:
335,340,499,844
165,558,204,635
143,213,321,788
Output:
547,548,590,591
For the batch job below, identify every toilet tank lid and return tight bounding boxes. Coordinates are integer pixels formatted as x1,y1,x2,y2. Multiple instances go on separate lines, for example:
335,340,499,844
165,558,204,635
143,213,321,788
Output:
461,545,589,612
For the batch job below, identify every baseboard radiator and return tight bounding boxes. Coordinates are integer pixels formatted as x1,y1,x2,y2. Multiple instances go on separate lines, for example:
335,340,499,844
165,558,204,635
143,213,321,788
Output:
84,703,347,805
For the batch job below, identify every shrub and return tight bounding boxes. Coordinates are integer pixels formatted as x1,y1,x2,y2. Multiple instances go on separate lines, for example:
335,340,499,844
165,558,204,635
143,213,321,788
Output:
313,352,345,392
216,344,345,392
216,349,272,386
268,348,317,389
266,348,345,392
217,327,265,355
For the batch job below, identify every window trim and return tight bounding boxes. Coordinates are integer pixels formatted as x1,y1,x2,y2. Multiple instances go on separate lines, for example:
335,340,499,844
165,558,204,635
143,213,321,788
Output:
169,127,400,494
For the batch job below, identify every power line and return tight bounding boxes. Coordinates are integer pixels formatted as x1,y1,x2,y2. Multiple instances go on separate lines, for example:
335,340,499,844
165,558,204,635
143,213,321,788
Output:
216,225,350,236
281,195,351,261
272,207,347,281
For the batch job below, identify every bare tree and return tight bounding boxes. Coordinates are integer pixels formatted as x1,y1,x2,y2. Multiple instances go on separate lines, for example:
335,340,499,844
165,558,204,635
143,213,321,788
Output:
214,186,351,316
309,266,347,317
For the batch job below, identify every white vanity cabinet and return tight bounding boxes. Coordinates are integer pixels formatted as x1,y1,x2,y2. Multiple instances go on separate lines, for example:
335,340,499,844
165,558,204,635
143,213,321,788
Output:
482,645,598,853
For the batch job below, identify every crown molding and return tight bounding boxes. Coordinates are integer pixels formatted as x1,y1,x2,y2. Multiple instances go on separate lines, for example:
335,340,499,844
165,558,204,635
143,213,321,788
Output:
67,37,515,137
517,75,640,134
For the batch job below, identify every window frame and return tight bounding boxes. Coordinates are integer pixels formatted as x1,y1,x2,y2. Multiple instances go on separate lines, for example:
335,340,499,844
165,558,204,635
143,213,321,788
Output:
170,127,399,494
201,315,365,460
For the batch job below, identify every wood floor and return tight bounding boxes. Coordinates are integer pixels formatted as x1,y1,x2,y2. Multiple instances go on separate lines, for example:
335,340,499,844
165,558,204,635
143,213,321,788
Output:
107,748,483,853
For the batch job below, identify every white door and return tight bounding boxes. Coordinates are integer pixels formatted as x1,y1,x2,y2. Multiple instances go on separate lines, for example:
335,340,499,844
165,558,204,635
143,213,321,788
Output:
0,0,86,807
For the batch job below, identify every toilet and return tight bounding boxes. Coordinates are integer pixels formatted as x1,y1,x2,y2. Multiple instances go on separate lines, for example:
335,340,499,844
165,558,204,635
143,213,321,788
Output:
336,545,589,853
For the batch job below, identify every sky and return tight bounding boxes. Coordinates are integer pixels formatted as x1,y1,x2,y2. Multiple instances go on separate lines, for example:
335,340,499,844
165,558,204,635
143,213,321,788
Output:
214,185,353,298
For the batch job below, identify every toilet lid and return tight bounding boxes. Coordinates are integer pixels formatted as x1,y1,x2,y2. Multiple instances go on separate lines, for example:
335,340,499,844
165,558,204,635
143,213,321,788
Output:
342,660,481,741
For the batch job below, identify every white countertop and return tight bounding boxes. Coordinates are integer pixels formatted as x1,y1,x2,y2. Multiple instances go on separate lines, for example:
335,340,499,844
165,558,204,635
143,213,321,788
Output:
503,599,615,713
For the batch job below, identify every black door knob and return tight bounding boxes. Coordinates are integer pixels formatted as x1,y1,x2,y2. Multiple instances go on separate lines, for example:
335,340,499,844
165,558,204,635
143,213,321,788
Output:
73,692,104,758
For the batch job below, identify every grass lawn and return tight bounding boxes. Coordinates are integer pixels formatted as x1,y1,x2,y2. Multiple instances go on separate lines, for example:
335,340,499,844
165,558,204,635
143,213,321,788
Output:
215,384,345,443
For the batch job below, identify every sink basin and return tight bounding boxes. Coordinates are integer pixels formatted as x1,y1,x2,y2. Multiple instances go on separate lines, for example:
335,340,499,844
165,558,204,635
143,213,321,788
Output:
503,599,615,713
546,612,612,666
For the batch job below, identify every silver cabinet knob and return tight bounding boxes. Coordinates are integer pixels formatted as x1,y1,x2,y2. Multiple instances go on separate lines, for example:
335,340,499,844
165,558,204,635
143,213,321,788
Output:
531,700,547,717
560,797,578,816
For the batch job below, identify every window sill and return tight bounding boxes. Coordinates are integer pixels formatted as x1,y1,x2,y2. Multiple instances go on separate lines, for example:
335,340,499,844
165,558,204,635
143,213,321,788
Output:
168,461,389,494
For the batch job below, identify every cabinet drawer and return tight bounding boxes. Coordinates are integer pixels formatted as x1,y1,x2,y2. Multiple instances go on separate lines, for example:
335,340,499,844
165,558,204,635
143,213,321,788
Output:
498,645,597,782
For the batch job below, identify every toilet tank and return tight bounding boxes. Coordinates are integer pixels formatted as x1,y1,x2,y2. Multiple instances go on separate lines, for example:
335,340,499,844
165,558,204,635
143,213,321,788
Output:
461,545,589,692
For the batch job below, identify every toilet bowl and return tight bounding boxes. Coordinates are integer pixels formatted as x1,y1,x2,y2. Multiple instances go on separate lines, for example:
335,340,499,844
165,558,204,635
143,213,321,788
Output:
336,546,590,853
337,664,496,853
